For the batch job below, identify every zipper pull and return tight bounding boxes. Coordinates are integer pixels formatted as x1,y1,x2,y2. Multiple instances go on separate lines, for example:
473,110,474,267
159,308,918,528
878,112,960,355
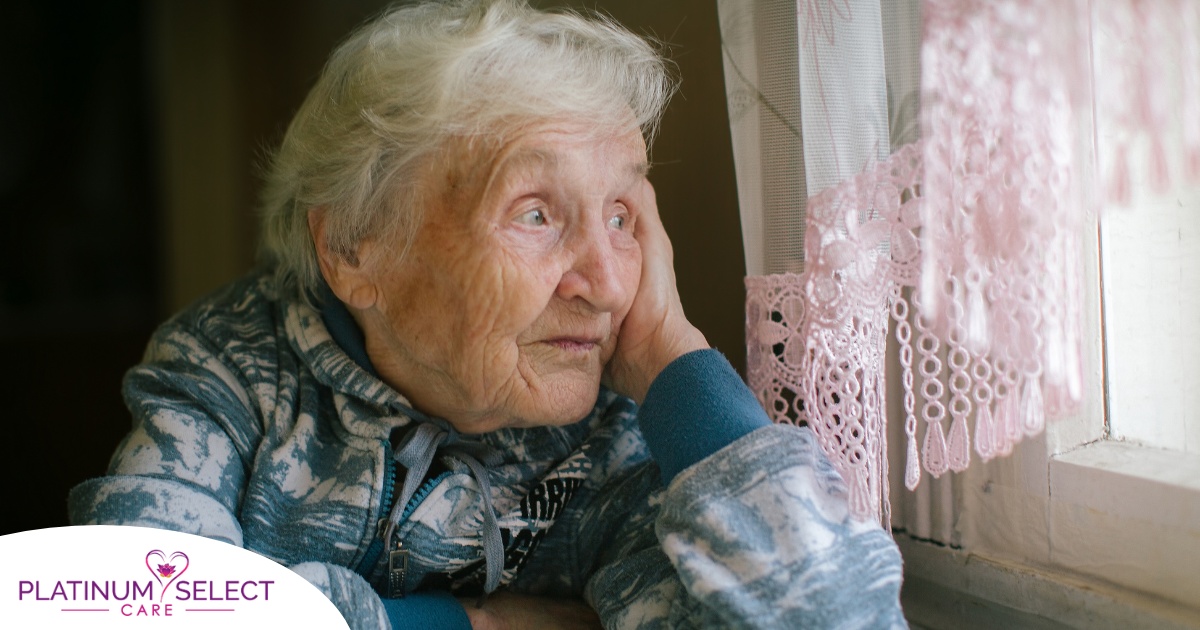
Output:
387,539,410,598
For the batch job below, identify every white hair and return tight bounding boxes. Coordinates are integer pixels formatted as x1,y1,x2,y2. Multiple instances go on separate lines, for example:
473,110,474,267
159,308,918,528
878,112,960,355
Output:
258,0,676,300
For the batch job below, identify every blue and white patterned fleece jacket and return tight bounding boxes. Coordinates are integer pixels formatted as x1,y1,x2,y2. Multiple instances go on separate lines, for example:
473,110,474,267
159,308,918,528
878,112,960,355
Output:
69,271,907,629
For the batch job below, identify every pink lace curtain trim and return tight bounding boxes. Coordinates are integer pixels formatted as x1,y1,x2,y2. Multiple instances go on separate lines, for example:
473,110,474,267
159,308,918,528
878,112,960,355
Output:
745,0,1200,524
1095,0,1200,202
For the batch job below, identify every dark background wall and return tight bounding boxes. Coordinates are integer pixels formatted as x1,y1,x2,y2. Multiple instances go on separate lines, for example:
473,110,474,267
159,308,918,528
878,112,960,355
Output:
0,0,744,535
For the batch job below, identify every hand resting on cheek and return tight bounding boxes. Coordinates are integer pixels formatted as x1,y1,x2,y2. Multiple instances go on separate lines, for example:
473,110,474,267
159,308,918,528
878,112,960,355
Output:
604,179,710,404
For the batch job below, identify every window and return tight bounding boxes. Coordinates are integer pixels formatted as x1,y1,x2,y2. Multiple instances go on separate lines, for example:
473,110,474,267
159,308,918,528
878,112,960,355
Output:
716,0,1199,622
895,11,1200,625
1101,167,1200,454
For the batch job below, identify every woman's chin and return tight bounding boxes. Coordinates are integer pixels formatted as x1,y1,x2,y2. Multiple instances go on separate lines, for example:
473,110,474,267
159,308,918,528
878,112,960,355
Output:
484,380,602,433
520,393,600,429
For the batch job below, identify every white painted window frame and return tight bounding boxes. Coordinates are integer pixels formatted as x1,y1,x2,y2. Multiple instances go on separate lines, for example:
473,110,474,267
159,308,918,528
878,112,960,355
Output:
895,92,1200,630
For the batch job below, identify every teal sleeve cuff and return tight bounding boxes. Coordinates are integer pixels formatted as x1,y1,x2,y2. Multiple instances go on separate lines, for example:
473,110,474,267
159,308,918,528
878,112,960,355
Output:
381,591,471,630
636,349,771,484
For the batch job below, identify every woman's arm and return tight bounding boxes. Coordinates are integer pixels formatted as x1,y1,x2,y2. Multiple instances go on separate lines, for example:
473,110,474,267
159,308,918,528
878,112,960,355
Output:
589,180,907,628
69,324,259,542
586,354,907,628
68,323,393,630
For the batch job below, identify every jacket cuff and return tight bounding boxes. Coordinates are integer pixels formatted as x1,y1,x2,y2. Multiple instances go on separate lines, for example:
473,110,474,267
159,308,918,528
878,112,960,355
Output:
381,591,471,630
636,349,770,483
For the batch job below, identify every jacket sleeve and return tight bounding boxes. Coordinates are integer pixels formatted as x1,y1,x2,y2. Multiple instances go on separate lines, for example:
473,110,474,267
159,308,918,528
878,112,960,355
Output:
67,323,393,630
583,350,908,629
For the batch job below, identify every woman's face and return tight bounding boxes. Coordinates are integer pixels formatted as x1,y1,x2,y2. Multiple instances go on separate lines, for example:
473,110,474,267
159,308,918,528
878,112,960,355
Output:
356,123,648,433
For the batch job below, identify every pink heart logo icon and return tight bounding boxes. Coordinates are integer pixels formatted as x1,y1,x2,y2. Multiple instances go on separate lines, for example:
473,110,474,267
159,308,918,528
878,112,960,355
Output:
145,550,189,601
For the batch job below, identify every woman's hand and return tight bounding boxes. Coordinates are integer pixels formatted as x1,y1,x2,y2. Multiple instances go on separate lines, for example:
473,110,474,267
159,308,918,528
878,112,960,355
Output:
461,592,601,630
605,179,709,403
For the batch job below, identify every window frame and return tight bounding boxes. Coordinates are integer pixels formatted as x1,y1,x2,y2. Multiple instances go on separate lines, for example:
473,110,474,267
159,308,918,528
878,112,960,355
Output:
894,123,1200,629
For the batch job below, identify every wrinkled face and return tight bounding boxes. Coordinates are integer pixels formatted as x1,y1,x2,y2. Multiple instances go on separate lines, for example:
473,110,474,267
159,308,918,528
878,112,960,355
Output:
356,123,647,433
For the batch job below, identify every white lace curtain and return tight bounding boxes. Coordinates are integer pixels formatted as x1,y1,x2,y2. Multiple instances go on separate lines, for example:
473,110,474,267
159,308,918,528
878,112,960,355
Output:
719,0,1200,525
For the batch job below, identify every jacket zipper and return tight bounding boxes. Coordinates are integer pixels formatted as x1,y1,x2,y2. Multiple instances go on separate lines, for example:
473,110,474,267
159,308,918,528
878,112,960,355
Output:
354,439,396,579
354,438,451,597
398,470,450,522
383,470,451,597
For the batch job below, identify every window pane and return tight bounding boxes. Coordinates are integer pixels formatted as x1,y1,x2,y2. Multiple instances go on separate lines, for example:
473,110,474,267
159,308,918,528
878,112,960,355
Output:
1100,179,1200,453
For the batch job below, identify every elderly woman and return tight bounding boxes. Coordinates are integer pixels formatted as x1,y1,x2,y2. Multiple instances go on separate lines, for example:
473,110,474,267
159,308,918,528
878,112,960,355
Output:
70,1,906,628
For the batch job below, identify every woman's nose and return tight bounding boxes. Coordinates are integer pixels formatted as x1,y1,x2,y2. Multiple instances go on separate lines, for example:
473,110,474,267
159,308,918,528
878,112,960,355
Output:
556,220,630,313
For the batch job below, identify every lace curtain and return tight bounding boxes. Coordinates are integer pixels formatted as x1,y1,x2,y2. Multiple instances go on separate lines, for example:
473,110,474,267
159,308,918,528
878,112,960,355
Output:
720,0,1200,525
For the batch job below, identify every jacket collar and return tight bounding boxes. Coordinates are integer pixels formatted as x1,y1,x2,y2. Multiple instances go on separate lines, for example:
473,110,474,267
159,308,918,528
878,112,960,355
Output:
283,281,418,439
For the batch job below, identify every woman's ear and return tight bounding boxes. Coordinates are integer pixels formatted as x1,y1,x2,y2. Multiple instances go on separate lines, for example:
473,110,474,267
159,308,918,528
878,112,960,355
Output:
308,208,378,310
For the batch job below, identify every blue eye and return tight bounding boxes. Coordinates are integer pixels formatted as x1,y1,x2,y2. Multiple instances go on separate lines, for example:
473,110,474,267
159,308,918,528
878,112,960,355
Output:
608,215,626,229
516,208,547,226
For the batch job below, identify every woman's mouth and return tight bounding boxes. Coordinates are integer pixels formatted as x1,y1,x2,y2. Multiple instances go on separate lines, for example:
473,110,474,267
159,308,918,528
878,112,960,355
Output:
544,337,601,352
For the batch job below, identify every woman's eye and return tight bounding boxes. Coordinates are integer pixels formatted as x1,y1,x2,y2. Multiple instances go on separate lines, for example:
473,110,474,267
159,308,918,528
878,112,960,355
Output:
608,215,626,230
515,207,547,226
